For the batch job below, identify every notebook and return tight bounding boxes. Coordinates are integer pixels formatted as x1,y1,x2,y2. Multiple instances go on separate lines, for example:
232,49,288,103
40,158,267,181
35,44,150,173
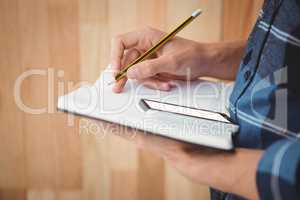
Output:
57,66,239,150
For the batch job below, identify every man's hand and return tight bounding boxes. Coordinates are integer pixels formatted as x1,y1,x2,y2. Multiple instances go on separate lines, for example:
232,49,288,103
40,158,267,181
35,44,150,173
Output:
110,27,246,93
110,27,213,93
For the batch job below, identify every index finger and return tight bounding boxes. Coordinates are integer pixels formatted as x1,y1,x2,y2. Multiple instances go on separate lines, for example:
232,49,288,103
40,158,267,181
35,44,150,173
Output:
110,31,141,72
113,48,140,93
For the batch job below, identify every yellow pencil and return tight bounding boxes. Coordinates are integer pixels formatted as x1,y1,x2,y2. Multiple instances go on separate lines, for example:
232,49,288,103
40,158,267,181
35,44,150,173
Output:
110,9,202,84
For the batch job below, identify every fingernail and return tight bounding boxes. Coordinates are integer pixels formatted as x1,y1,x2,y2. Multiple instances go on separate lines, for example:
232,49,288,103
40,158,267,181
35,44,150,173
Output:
127,69,137,79
112,85,122,93
162,83,171,91
168,81,177,88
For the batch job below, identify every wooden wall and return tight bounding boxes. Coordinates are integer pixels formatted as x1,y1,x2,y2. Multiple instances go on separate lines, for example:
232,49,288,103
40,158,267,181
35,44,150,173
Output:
0,0,262,200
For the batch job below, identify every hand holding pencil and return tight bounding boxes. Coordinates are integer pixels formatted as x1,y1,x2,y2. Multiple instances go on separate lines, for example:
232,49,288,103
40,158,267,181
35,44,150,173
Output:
110,9,212,93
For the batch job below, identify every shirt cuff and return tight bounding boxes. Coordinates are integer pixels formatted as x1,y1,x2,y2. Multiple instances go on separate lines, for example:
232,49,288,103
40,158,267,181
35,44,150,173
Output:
256,139,300,200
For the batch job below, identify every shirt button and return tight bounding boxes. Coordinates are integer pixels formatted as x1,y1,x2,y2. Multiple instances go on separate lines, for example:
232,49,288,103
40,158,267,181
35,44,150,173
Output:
243,49,253,66
244,70,251,81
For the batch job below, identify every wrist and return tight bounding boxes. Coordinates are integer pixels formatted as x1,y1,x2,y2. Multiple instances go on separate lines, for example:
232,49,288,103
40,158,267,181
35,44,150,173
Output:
201,41,246,80
191,42,230,78
185,148,262,199
203,43,225,77
215,149,262,199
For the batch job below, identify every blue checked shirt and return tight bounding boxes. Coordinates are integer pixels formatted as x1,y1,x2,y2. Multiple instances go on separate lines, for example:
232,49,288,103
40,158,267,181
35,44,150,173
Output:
211,0,300,199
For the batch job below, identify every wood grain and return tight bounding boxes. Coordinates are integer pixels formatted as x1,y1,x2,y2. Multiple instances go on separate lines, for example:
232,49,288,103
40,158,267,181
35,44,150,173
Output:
0,0,262,199
0,0,26,189
222,0,263,41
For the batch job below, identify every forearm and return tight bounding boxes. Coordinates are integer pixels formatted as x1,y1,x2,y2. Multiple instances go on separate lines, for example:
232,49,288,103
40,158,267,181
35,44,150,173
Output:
213,148,262,199
177,148,262,199
204,40,247,80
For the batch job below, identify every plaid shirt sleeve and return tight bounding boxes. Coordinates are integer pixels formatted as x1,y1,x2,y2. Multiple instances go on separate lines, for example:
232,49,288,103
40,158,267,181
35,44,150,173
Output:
211,0,300,199
257,138,300,200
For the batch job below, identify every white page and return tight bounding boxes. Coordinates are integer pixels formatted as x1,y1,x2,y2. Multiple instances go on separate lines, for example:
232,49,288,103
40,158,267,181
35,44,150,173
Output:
58,66,238,150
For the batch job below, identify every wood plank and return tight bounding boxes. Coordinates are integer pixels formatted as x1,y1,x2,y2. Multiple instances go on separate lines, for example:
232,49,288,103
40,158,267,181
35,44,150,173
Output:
222,0,263,41
0,189,26,200
136,0,166,30
138,150,165,200
166,0,223,42
17,0,55,188
79,0,109,81
47,0,82,189
110,170,138,200
0,0,25,189
80,126,110,200
27,190,55,200
27,190,82,200
17,0,82,189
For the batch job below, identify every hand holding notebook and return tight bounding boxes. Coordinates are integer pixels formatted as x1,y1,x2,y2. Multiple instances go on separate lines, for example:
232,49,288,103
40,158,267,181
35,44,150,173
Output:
57,66,238,150
58,10,238,150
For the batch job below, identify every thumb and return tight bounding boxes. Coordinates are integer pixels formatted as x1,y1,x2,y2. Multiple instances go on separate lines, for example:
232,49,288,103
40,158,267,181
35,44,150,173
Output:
127,56,172,80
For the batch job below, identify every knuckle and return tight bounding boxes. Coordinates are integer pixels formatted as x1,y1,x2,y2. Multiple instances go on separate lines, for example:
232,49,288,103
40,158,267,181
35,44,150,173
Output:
168,55,179,70
145,26,155,32
129,48,140,58
144,26,160,35
112,35,122,44
168,54,175,62
166,55,176,67
142,63,152,75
